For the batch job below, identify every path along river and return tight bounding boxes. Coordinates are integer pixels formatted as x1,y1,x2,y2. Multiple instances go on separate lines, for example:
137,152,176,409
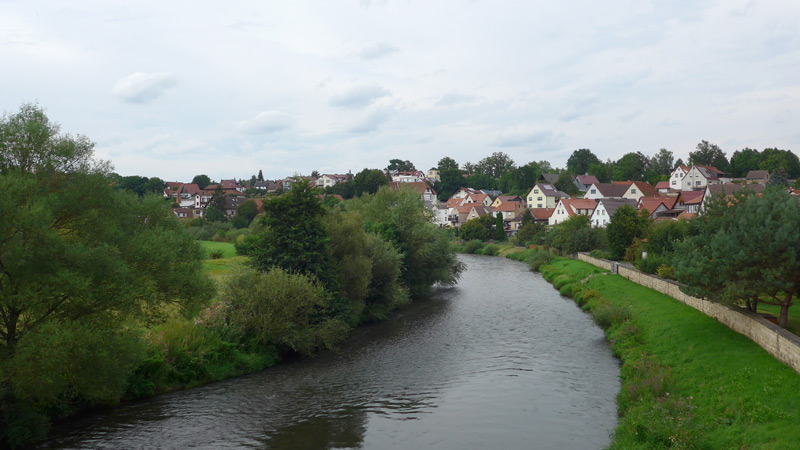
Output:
45,254,620,450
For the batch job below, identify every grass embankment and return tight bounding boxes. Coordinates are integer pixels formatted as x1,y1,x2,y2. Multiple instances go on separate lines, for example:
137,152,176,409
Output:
199,241,247,282
506,249,800,450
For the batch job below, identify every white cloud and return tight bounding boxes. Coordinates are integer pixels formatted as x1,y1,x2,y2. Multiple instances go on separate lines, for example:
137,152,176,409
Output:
329,84,390,109
237,111,295,134
111,72,176,104
349,106,394,133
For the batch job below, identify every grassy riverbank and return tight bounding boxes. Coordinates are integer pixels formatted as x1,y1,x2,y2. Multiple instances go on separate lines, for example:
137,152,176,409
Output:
504,249,800,450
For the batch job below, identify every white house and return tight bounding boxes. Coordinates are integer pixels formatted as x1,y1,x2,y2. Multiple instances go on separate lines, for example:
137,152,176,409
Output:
583,183,628,200
549,198,598,226
316,174,349,188
590,199,638,227
669,165,725,191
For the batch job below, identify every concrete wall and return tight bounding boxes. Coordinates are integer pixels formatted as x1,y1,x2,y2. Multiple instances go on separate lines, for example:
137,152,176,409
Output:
576,253,800,375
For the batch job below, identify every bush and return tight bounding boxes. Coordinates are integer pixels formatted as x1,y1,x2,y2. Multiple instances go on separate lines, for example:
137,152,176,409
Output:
209,249,224,259
527,250,553,272
656,264,676,280
480,244,500,256
592,302,632,329
462,239,484,254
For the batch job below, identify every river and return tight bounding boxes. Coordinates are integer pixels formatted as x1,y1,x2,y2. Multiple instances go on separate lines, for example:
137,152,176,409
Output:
44,254,620,449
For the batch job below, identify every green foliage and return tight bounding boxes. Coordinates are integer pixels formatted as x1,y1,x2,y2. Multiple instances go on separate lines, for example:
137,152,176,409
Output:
191,174,212,189
462,239,484,254
649,148,674,176
479,244,500,256
350,186,463,298
223,267,350,357
352,168,388,197
249,179,339,291
606,205,651,261
512,221,545,246
437,156,459,171
231,199,258,229
554,172,578,195
386,159,415,172
545,215,606,255
433,168,466,200
729,147,761,178
567,148,601,175
204,204,226,223
689,140,729,173
459,215,495,241
614,151,649,181
498,162,541,196
674,187,800,327
494,213,505,241
476,151,514,178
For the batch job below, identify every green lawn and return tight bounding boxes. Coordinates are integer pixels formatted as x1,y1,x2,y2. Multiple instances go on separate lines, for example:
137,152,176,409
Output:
199,240,237,258
756,303,800,336
539,258,800,450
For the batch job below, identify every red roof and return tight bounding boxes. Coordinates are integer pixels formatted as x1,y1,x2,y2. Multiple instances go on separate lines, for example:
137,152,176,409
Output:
529,208,554,220
681,190,705,204
655,181,670,190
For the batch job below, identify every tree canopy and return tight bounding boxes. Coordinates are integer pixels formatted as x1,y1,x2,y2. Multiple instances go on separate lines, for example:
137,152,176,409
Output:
386,159,416,172
689,140,729,173
567,149,601,175
437,156,459,171
191,174,212,189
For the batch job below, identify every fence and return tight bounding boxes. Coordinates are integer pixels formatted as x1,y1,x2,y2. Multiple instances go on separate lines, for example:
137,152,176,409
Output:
576,253,800,375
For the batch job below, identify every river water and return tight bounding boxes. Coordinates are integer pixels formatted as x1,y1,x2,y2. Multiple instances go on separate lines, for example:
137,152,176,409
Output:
45,254,620,450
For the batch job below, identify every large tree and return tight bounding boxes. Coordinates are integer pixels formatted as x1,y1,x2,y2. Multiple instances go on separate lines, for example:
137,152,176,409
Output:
437,156,459,171
606,205,651,261
0,104,211,353
249,179,338,291
689,140,729,173
352,168,388,197
614,152,649,181
649,148,674,176
729,147,761,178
191,174,212,189
760,148,800,179
674,188,800,327
476,152,515,178
567,148,601,175
386,159,416,172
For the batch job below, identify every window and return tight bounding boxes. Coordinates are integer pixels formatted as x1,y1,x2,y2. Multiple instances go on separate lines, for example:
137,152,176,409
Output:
671,180,676,185
590,189,596,194
537,204,543,208
537,196,542,201
631,189,637,194
696,181,701,186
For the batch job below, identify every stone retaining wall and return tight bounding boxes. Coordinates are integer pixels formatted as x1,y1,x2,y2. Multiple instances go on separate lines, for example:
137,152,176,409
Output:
576,253,800,374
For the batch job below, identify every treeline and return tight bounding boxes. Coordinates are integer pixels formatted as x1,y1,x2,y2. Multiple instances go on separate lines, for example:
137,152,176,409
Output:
0,104,462,448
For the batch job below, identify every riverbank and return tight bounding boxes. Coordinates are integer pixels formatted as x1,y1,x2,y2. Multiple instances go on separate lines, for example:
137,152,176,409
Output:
504,248,800,449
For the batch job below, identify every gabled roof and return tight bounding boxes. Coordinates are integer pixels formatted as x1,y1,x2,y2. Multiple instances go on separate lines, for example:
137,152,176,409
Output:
655,181,671,190
576,174,600,186
536,183,569,198
496,195,524,203
638,196,677,214
680,165,724,180
746,170,770,180
529,208,554,220
469,205,494,217
681,190,705,205
596,198,638,217
494,201,524,212
588,183,629,198
627,181,657,197
468,193,490,204
558,198,598,217
706,183,766,197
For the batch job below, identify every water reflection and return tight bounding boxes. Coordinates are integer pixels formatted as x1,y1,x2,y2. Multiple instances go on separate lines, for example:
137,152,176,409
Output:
46,255,619,450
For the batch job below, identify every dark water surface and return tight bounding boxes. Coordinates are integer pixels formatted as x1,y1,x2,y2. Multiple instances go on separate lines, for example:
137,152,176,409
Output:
45,254,619,449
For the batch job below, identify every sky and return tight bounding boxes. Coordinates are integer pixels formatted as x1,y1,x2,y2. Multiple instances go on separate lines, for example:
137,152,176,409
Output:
2,0,799,182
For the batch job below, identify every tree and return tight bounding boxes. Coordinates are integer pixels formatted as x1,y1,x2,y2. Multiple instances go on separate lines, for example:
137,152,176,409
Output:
768,167,789,187
459,215,495,241
760,148,800,179
191,174,212,189
231,199,259,228
0,102,104,175
689,140,729,173
257,169,264,181
495,213,506,241
614,152,649,181
674,188,800,327
249,179,339,291
434,168,466,201
554,172,578,195
567,149,601,175
499,162,541,196
476,151,515,178
729,148,761,178
352,168,388,197
386,159,416,172
650,148,674,177
674,158,685,170
437,156,459,171
545,215,606,255
114,175,149,196
311,170,320,178
144,176,165,194
606,205,651,261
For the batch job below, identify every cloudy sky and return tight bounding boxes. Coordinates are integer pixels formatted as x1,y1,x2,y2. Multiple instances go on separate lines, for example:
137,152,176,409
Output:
2,0,799,181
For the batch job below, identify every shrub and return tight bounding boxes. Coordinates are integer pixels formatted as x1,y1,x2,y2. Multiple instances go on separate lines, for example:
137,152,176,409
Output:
481,244,500,256
208,249,224,259
462,239,484,254
592,302,632,329
527,251,553,272
656,264,676,280
559,283,578,297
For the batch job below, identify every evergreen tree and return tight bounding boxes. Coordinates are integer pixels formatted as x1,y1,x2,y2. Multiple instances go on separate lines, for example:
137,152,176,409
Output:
495,213,506,241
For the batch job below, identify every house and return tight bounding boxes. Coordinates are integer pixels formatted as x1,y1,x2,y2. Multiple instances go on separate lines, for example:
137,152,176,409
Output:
619,181,657,202
549,198,598,226
590,199,638,227
387,181,438,203
637,196,679,220
680,190,705,214
583,183,628,200
491,195,525,208
526,183,568,209
669,165,726,191
220,179,244,192
223,196,247,218
391,171,426,183
655,181,672,194
493,200,527,221
703,183,767,212
316,174,350,188
529,208,554,223
172,207,193,219
163,183,201,208
465,205,494,222
253,180,281,193
746,170,770,184
574,174,600,192
426,169,441,183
